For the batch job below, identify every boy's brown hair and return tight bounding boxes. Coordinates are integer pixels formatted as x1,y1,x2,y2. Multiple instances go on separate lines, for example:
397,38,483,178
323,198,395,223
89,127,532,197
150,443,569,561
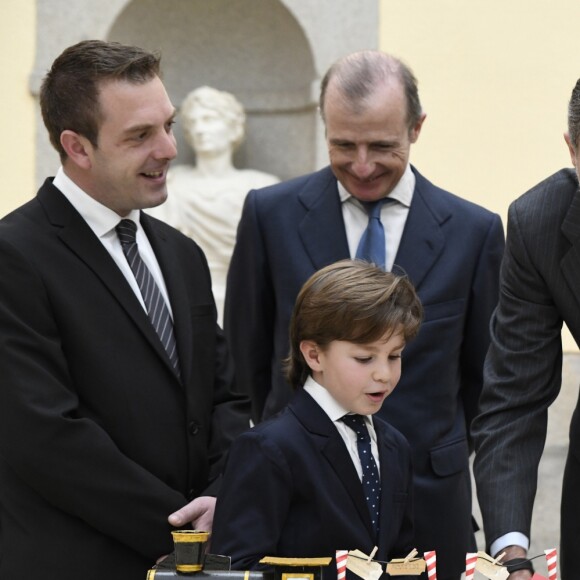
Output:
285,259,423,390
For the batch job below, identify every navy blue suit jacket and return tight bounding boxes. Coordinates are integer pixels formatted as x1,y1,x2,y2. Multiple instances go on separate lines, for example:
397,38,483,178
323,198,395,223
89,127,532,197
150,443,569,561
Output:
224,165,504,579
212,388,414,580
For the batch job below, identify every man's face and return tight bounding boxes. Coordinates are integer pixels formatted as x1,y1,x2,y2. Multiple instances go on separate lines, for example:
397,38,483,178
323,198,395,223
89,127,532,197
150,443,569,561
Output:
324,80,424,202
81,76,177,217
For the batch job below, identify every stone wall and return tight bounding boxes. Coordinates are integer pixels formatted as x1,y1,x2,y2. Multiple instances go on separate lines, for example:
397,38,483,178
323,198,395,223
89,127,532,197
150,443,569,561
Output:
32,0,379,184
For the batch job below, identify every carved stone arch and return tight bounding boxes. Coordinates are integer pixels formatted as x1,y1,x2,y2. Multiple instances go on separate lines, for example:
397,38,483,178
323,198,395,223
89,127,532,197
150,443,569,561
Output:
107,0,316,180
32,0,378,184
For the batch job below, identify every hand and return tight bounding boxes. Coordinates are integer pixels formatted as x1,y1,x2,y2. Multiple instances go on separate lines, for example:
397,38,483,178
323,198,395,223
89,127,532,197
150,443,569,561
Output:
497,545,533,580
168,496,216,532
507,573,532,580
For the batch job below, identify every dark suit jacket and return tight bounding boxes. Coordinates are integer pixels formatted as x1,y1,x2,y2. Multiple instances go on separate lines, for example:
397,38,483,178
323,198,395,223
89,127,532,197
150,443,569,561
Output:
473,168,580,576
0,179,249,580
224,165,504,579
211,388,414,580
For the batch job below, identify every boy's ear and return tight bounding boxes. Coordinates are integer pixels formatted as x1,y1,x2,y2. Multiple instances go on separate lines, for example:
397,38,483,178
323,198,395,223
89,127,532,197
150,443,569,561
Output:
299,340,323,372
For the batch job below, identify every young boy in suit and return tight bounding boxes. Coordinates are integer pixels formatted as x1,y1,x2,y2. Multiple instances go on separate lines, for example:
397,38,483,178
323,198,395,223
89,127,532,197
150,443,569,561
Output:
211,260,423,577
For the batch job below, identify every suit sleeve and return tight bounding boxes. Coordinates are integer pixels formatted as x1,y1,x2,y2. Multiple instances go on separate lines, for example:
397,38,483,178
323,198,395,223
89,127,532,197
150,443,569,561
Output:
224,190,275,423
211,430,292,568
460,213,505,447
205,321,252,491
144,214,251,494
390,434,416,559
0,238,187,560
472,202,562,545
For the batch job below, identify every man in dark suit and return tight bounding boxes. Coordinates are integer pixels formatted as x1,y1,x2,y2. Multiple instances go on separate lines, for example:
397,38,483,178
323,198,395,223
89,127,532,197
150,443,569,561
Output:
473,79,580,579
224,50,505,580
0,40,249,580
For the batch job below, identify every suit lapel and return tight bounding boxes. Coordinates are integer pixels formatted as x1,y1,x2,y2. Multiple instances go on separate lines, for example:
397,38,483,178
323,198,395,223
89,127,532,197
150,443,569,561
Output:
560,187,580,307
297,167,351,269
374,418,399,555
289,389,375,539
296,166,449,289
394,168,447,289
37,183,180,381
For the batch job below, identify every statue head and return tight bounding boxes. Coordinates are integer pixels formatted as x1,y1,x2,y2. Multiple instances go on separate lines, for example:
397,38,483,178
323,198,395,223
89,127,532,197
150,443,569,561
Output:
180,86,246,157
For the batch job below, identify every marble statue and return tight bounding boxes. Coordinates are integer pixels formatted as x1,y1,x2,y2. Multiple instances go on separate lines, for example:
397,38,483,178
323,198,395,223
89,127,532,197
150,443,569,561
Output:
150,86,279,323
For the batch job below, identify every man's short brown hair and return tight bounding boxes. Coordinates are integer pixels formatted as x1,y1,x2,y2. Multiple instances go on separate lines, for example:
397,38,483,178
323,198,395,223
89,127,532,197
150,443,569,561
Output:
40,39,161,161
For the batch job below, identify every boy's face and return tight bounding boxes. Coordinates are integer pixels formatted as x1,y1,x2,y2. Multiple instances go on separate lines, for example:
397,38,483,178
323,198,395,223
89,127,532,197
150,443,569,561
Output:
300,329,406,415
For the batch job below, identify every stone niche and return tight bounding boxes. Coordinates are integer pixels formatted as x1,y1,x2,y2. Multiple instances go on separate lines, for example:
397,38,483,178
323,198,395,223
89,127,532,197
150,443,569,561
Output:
32,0,378,185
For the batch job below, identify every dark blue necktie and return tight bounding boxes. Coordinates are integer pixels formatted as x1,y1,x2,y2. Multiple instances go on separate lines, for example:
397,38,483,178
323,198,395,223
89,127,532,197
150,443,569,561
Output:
355,198,389,269
341,414,381,536
116,219,181,380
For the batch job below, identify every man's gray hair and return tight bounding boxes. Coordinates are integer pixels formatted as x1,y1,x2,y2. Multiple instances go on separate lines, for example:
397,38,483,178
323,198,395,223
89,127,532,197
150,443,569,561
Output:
318,50,422,133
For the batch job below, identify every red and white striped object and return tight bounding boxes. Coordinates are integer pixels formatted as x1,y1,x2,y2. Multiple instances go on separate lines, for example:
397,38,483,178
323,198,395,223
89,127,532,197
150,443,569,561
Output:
423,551,437,579
465,553,478,580
336,550,348,580
544,549,557,580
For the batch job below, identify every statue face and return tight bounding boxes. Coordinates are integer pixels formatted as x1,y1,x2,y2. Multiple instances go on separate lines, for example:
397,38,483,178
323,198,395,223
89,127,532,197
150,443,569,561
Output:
186,106,236,155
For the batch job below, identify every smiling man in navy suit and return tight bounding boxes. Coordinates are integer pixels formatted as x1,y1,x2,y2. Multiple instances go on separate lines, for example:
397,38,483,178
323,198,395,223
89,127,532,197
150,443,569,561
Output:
223,50,505,580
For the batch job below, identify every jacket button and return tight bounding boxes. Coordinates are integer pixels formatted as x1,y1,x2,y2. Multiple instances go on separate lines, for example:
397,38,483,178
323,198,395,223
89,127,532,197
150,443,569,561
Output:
189,421,200,436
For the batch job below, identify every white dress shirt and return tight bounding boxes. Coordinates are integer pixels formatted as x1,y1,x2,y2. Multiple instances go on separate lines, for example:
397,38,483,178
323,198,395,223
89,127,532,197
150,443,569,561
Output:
303,375,380,480
339,163,415,272
53,167,174,317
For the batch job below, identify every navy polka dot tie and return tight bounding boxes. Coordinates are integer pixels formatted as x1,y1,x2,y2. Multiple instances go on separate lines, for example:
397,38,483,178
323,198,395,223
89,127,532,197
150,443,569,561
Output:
341,414,381,536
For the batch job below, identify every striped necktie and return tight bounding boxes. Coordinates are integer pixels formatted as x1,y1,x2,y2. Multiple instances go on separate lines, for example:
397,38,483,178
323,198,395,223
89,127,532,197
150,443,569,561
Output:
116,219,181,380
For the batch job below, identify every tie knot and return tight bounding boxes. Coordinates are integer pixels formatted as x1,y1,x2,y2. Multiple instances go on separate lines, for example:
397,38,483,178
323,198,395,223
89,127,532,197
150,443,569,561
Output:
340,414,370,439
116,219,138,246
360,198,389,220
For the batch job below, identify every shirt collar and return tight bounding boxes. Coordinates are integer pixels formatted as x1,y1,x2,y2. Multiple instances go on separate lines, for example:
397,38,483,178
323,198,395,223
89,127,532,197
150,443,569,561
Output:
53,167,141,238
303,375,372,424
338,163,415,208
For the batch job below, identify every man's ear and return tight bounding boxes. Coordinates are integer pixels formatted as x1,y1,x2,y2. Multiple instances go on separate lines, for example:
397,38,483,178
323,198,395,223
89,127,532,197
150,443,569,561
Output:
564,132,577,168
299,340,323,372
409,112,427,144
60,130,93,170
